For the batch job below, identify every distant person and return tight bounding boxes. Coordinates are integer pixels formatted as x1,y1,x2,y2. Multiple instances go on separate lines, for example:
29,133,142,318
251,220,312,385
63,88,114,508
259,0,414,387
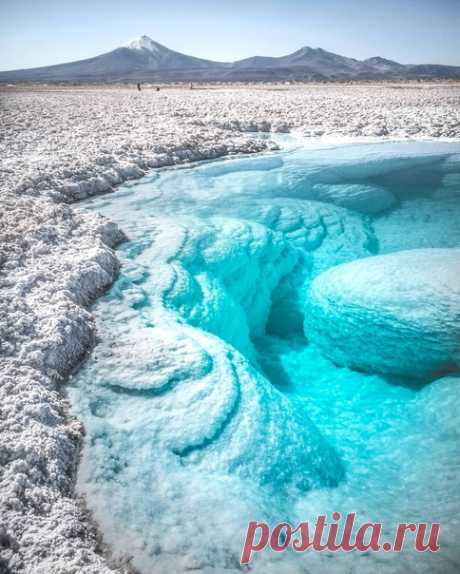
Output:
190,82,193,90
156,86,160,92
137,82,142,91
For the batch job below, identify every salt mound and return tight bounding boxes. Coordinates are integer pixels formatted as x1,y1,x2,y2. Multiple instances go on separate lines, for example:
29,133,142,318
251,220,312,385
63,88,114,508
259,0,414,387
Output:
305,248,460,377
81,324,343,491
312,182,396,214
100,327,213,391
417,375,460,434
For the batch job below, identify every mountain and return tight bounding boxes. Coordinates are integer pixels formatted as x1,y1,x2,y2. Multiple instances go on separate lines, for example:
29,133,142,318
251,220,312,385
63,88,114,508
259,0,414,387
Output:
362,56,406,74
1,35,459,82
0,36,229,82
235,47,363,73
121,36,227,71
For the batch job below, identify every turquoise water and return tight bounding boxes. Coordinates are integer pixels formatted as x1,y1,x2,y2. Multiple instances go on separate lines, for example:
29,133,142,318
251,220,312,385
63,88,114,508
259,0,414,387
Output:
70,140,460,574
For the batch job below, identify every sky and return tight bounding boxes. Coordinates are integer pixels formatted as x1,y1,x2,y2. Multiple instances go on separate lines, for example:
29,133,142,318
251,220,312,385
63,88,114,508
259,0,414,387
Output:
0,0,459,71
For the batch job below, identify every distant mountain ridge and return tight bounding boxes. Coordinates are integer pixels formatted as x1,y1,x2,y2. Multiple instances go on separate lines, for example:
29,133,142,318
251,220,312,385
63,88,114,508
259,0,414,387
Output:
1,35,459,82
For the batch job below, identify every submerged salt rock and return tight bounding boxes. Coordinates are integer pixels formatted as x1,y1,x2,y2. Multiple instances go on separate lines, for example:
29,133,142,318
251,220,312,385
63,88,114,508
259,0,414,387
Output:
144,216,299,357
76,327,344,573
312,182,396,214
305,248,460,377
417,376,460,434
442,173,460,189
101,327,213,391
374,197,460,252
79,324,343,499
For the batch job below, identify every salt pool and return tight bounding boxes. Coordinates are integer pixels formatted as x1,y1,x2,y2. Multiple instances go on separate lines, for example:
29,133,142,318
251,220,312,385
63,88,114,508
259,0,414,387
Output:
69,140,460,574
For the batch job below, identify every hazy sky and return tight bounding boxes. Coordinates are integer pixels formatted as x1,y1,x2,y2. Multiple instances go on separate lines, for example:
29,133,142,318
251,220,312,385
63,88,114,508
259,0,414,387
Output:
1,0,459,71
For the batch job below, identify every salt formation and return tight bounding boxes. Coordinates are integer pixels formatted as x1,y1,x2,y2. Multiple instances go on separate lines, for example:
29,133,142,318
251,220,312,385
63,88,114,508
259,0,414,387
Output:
311,183,395,214
2,84,460,203
69,214,359,572
1,84,460,573
0,194,124,574
417,375,460,434
213,198,375,336
373,197,460,252
76,215,346,483
305,248,460,377
71,139,460,573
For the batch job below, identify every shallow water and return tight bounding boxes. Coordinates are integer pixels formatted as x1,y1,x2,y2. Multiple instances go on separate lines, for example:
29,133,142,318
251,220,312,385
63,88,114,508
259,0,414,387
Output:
70,140,460,573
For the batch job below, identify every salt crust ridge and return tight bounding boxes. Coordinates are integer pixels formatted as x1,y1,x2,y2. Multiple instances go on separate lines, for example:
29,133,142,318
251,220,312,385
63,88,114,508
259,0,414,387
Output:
305,248,460,377
1,84,460,572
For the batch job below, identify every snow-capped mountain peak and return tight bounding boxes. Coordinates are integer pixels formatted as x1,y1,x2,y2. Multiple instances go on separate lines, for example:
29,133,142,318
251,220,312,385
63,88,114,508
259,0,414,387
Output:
125,35,164,53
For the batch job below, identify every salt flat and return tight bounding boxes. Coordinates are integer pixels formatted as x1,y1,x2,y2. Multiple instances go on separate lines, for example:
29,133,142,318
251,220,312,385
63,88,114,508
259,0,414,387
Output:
1,84,460,573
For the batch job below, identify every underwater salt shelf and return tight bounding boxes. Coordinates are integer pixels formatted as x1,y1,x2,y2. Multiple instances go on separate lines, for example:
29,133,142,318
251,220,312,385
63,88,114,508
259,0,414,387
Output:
69,140,460,574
